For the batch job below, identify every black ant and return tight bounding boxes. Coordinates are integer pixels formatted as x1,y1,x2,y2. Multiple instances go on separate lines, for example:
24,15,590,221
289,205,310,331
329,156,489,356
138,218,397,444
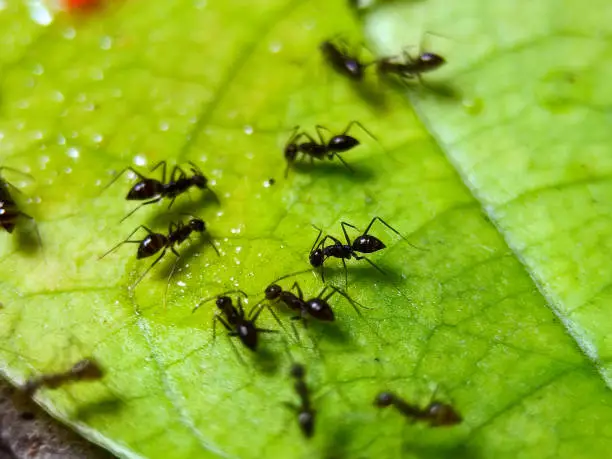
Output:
374,391,462,427
192,290,276,351
102,160,214,222
0,167,42,243
22,358,104,397
309,216,417,283
100,216,217,288
285,363,316,438
320,37,369,81
376,35,446,85
283,121,376,177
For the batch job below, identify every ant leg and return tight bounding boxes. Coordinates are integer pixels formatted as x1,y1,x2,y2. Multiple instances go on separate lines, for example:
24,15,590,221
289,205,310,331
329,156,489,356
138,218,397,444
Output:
206,237,220,256
342,120,378,141
310,225,324,254
314,125,329,145
187,161,203,175
166,196,177,210
163,256,180,310
340,221,360,245
99,225,153,259
130,247,168,289
363,216,426,251
343,258,348,290
288,282,305,301
0,167,35,181
149,161,167,184
101,167,147,193
330,153,354,173
329,286,372,316
256,301,292,338
353,253,386,275
119,197,162,223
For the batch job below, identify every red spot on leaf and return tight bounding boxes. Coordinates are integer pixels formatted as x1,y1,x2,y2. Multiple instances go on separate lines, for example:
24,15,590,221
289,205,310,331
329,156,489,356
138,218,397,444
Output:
63,0,102,10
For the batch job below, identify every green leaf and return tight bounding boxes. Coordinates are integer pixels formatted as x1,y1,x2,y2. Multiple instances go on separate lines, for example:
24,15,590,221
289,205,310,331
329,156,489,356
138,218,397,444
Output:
1,0,611,458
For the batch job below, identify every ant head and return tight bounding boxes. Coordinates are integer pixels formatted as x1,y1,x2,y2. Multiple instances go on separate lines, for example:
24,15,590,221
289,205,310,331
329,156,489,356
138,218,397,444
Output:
306,298,335,321
284,143,298,161
328,135,359,153
427,402,462,426
374,392,395,407
189,218,205,232
137,233,167,259
419,52,445,69
238,322,258,351
290,363,305,379
265,284,282,300
298,411,315,438
215,296,233,310
309,248,324,267
191,172,208,189
352,235,385,254
127,179,162,200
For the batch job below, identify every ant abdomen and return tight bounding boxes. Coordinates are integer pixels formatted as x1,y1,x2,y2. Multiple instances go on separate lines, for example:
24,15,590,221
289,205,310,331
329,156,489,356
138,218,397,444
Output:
352,235,385,254
137,233,168,258
305,298,335,321
127,179,162,200
426,402,462,426
328,135,359,153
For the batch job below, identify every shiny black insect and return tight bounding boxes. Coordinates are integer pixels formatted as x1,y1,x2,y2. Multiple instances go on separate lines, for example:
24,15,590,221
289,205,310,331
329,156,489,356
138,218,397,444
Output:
320,38,368,81
100,217,216,288
283,121,376,177
309,216,410,283
285,363,316,438
193,290,275,351
22,358,104,397
0,167,37,234
103,161,214,222
377,48,445,84
374,391,462,427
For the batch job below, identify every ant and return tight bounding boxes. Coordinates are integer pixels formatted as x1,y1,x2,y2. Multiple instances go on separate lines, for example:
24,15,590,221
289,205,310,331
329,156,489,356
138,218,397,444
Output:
192,290,276,351
376,34,446,85
22,358,104,397
103,160,214,222
374,391,462,427
309,216,417,283
320,37,369,81
0,167,42,242
284,363,315,438
283,121,376,177
100,216,218,288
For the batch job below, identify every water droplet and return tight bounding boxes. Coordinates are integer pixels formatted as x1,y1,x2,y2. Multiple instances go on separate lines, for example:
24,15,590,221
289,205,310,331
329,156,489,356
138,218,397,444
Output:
269,42,282,53
52,91,65,102
133,155,146,166
16,100,30,109
91,69,104,81
100,36,112,50
0,1,6,11
177,281,187,287
194,0,207,9
67,147,79,158
216,211,224,217
244,125,254,135
159,121,169,131
27,0,53,26
32,64,44,75
235,247,242,253
63,27,76,39
93,134,103,143
462,97,483,116
0,132,4,141
64,167,72,174
230,227,241,234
